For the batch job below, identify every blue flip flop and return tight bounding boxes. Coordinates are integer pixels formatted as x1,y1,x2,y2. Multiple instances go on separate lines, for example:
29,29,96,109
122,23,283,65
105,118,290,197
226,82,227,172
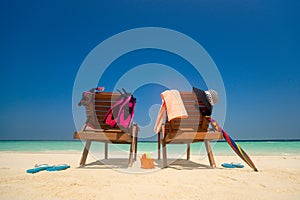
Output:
26,164,51,174
221,163,244,169
221,163,236,168
46,164,70,171
231,162,244,168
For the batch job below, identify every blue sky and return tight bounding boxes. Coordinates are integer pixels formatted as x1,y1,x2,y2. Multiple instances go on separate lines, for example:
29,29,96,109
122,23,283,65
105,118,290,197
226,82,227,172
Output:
0,0,299,140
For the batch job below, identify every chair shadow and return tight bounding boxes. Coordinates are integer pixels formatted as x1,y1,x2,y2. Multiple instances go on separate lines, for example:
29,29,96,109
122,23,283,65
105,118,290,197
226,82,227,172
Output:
78,158,131,169
155,159,213,170
78,158,214,171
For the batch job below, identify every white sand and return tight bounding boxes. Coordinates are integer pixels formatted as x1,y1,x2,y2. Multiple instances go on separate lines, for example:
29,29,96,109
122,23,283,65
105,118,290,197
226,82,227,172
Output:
0,152,299,200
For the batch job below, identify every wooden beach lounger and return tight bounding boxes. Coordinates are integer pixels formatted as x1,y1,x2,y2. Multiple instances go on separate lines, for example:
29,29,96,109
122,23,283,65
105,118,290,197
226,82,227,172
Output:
157,92,223,168
74,92,139,167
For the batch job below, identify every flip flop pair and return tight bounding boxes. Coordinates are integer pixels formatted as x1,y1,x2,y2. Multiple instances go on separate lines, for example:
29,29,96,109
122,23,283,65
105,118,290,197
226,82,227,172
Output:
26,164,70,174
221,163,244,169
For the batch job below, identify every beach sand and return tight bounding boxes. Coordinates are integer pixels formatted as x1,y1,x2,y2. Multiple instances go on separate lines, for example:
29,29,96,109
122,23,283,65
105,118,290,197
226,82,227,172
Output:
0,152,299,200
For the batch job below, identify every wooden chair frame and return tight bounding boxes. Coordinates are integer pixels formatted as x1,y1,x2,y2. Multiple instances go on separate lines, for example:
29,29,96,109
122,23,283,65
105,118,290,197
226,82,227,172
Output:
157,92,223,168
74,92,138,167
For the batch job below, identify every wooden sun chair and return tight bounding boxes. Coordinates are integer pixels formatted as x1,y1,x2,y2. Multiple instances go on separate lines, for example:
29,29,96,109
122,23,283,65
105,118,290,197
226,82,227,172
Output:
74,92,139,167
157,92,223,168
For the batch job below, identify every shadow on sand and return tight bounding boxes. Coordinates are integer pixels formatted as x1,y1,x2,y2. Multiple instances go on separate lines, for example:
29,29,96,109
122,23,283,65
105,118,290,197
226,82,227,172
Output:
78,158,214,171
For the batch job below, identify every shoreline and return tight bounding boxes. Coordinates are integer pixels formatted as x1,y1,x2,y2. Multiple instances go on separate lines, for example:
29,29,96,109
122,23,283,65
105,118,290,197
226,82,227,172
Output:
1,139,300,141
1,140,299,157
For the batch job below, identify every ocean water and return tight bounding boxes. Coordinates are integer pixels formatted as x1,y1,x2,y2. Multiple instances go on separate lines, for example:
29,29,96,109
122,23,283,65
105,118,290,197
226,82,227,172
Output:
0,140,299,156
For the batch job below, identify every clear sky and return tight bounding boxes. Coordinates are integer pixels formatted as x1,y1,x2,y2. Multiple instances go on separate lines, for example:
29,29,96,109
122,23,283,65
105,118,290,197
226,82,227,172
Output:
0,0,299,140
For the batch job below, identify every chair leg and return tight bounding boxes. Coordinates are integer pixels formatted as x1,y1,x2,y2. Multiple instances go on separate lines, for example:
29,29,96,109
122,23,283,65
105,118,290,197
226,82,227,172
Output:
134,128,138,161
158,132,161,160
104,142,108,159
204,141,216,168
128,140,134,167
161,125,167,168
187,143,191,160
162,139,167,168
128,124,137,167
80,140,91,166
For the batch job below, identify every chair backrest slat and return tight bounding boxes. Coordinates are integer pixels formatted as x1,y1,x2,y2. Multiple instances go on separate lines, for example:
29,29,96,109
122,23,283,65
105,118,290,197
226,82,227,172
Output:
165,92,209,133
84,92,124,130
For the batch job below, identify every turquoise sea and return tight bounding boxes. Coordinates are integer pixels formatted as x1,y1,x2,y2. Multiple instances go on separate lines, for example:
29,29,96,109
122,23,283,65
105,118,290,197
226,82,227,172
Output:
0,140,299,156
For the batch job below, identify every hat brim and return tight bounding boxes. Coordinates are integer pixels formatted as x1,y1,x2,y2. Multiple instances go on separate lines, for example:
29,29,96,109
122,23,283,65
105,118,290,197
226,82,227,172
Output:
192,87,212,116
